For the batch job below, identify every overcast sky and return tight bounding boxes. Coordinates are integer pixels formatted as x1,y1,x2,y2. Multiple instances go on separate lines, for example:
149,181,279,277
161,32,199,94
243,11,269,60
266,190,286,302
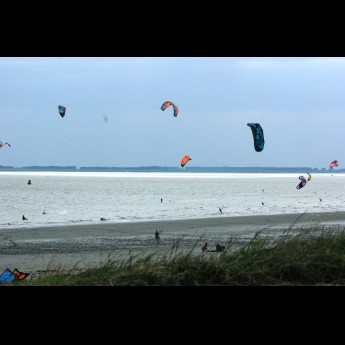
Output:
1,57,344,169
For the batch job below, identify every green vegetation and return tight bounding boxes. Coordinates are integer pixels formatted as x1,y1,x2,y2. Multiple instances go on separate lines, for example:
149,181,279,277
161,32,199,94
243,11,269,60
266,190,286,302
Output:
6,225,345,286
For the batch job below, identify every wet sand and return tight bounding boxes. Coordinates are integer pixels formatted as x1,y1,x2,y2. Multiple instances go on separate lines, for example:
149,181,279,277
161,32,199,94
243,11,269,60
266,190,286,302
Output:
1,211,345,278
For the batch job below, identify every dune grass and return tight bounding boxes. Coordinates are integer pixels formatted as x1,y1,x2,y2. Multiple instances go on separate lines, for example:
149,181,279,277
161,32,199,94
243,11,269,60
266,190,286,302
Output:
6,225,345,286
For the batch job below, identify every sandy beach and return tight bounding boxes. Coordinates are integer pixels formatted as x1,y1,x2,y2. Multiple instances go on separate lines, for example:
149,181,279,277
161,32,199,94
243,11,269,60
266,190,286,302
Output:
1,211,345,278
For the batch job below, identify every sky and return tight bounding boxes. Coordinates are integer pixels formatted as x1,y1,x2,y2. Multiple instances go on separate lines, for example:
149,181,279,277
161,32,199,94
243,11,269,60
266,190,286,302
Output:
1,57,344,169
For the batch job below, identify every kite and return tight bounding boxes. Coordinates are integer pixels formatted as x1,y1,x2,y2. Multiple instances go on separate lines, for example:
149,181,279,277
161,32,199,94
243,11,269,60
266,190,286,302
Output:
13,268,30,280
247,123,265,152
58,105,66,118
0,268,30,284
329,160,338,169
307,173,312,181
161,101,179,117
296,175,307,190
0,268,17,284
181,155,191,167
0,141,11,149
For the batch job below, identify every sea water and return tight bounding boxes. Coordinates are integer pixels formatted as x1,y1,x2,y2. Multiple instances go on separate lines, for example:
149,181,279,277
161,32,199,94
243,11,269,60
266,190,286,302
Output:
1,171,344,230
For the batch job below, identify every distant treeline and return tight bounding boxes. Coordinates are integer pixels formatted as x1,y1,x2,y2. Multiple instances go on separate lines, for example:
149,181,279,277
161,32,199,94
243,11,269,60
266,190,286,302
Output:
0,165,344,173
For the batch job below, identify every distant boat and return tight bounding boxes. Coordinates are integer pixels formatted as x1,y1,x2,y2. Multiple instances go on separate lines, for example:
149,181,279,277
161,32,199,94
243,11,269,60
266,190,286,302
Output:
27,179,31,185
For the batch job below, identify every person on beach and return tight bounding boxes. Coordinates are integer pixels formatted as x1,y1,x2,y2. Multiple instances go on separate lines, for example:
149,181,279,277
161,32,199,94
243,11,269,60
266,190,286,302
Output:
22,215,28,220
155,230,161,243
100,217,106,221
262,202,265,206
161,198,163,203
202,242,208,252
219,208,223,214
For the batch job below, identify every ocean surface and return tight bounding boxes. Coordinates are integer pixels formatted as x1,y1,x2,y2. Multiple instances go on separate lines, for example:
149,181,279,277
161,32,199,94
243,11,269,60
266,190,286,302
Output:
1,171,345,230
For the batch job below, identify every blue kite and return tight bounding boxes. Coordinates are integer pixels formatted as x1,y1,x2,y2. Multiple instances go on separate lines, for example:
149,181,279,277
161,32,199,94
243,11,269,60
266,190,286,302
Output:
296,176,307,190
0,268,17,284
247,123,265,152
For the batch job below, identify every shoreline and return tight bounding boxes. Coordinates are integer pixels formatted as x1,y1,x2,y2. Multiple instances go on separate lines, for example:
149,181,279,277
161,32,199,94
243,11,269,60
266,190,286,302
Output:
1,211,345,277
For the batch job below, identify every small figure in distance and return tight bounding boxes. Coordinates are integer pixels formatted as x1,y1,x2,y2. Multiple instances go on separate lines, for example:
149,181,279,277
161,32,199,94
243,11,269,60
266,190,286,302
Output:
22,215,28,220
262,202,265,206
218,208,223,214
161,198,163,203
319,198,322,202
155,230,161,243
202,242,208,252
27,179,31,185
100,217,106,221
43,210,47,214
216,244,225,252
